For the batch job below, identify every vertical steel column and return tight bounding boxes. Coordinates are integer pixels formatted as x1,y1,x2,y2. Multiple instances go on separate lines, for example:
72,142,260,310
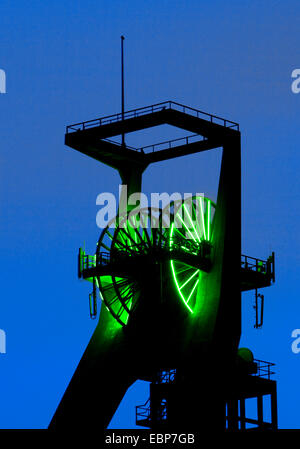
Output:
240,398,246,430
257,395,263,428
227,400,239,430
271,388,278,429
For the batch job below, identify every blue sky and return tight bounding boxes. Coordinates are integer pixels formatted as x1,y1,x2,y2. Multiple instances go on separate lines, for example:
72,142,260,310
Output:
0,0,299,429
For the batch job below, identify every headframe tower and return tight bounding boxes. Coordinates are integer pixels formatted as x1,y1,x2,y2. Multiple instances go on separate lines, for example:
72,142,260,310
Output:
49,41,277,430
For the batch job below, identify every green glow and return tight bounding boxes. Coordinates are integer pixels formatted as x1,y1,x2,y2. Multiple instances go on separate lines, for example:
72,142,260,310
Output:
170,222,198,313
96,211,155,327
180,245,197,254
177,213,196,242
174,227,187,241
170,222,175,240
193,202,202,242
186,278,199,303
170,259,194,314
179,269,199,291
199,197,207,241
183,203,201,242
97,274,133,326
107,230,114,240
207,199,211,241
96,198,216,325
169,196,216,314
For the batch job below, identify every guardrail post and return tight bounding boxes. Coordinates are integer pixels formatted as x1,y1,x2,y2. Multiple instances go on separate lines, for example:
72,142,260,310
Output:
257,395,263,428
271,388,278,429
272,251,275,283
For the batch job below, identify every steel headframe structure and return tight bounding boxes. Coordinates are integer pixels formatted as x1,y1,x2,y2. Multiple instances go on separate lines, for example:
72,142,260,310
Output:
49,101,277,431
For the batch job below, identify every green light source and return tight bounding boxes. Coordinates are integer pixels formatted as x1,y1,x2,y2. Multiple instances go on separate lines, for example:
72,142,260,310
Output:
169,196,216,313
94,197,215,325
95,208,165,326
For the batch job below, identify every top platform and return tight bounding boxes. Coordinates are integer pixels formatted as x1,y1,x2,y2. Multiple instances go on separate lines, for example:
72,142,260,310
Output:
66,101,239,135
65,101,240,168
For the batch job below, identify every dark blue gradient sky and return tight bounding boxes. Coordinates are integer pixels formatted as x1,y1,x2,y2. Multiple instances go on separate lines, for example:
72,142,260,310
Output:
0,0,299,429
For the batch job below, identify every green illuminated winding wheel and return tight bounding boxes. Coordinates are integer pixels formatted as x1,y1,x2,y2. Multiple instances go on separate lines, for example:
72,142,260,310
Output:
95,196,215,326
168,196,216,313
96,207,168,326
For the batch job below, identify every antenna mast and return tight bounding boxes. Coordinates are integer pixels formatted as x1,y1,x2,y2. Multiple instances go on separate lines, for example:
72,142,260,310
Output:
121,35,125,147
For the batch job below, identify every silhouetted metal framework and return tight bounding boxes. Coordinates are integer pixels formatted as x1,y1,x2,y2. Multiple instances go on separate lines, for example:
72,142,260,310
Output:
136,364,277,431
49,101,277,432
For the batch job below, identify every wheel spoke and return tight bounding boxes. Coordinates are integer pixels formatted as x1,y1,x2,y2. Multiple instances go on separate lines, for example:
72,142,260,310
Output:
192,202,203,242
142,226,152,248
186,279,199,303
117,223,141,250
176,214,196,242
207,199,211,241
198,196,207,241
96,199,215,325
169,196,215,313
179,269,199,291
183,203,201,242
100,242,111,252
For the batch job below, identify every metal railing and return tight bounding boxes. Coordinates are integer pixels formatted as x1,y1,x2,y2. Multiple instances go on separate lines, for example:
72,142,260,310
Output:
138,133,207,154
79,239,212,272
80,252,110,272
102,137,138,152
100,133,207,154
253,359,275,380
155,369,177,384
66,101,239,133
135,362,275,428
136,398,168,426
136,399,151,424
241,254,272,276
80,248,274,283
241,254,268,273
